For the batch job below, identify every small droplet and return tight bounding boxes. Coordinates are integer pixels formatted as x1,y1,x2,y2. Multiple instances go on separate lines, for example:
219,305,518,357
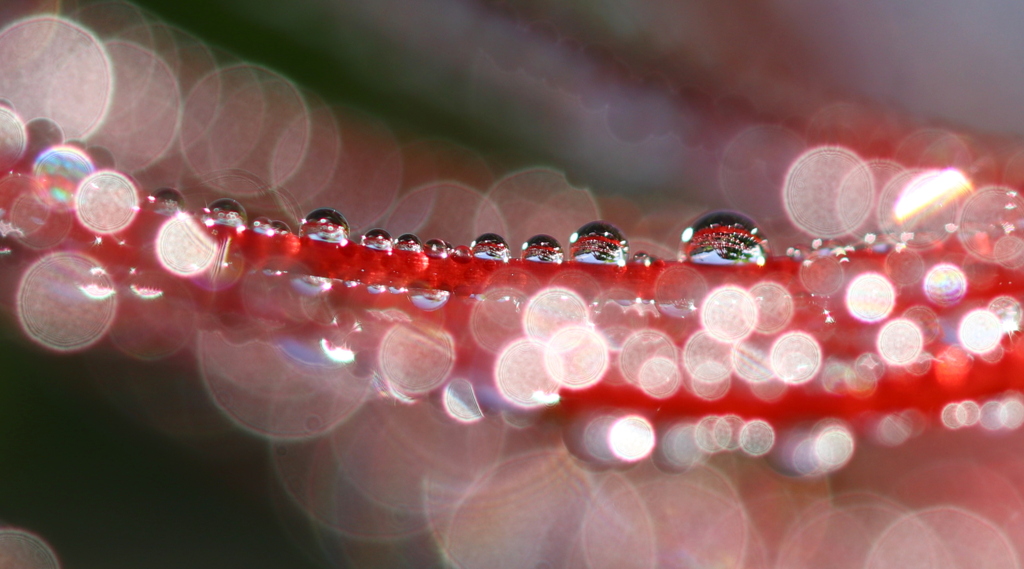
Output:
147,187,184,215
203,198,246,228
395,233,423,253
453,245,472,263
251,216,277,236
522,234,564,263
682,211,768,266
569,221,629,266
300,207,349,244
409,288,451,310
362,228,393,251
471,233,511,262
269,220,292,234
424,238,449,259
631,251,654,267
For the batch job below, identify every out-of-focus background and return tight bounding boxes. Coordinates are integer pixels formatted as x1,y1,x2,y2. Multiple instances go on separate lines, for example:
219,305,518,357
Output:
2,0,1024,567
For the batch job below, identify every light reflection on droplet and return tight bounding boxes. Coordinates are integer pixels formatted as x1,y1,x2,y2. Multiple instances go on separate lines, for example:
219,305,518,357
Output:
894,168,971,220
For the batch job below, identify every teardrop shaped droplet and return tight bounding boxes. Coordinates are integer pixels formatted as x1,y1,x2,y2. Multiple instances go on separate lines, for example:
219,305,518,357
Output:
203,198,247,228
362,228,393,251
395,233,423,253
424,238,450,259
147,187,184,216
681,210,768,266
569,221,628,266
521,234,564,263
301,207,349,244
471,233,511,262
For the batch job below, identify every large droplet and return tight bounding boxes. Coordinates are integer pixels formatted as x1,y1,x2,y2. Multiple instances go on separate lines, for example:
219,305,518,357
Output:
471,233,511,262
362,228,393,251
300,207,349,244
147,187,184,216
681,211,768,266
424,238,450,259
522,234,564,263
569,221,628,266
203,198,246,229
395,233,423,253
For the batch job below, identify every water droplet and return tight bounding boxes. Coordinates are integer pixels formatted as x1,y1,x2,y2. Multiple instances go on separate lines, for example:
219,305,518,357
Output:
682,211,768,266
569,221,628,266
409,288,451,310
424,238,449,259
147,187,184,215
300,207,349,244
203,198,246,228
395,233,423,253
522,234,564,263
251,216,276,236
270,220,292,234
631,251,654,267
361,228,393,251
453,245,472,263
471,233,511,262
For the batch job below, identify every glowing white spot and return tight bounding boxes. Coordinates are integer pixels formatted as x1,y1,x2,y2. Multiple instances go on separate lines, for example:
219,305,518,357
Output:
129,284,164,299
814,423,855,472
156,215,217,276
845,272,895,322
319,338,355,363
959,309,1003,354
894,168,972,220
608,415,654,461
78,283,115,300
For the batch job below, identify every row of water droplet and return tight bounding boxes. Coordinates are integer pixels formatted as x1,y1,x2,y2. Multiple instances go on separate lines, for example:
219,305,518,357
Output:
152,187,771,268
